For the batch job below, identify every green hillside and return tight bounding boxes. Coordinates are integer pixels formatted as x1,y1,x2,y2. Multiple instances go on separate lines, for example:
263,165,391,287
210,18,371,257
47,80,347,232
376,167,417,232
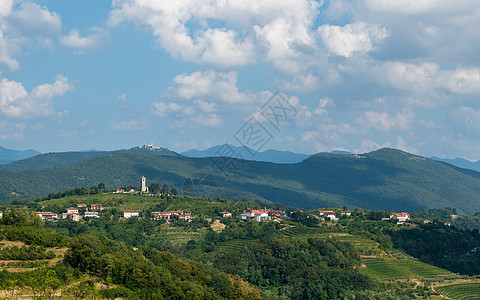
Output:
1,148,480,214
3,192,480,298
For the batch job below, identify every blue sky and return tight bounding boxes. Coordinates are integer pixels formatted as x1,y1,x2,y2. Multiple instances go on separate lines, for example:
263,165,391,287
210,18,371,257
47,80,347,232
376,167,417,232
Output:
1,1,480,160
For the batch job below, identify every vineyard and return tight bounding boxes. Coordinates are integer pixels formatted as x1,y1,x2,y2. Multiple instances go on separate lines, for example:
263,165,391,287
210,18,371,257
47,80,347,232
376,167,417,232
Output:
281,226,379,254
360,256,453,280
435,282,480,299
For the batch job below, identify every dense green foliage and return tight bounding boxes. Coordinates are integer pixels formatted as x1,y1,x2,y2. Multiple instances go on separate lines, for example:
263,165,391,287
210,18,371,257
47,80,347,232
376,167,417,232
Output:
0,245,55,260
65,233,262,299
414,207,458,222
2,149,480,214
389,224,480,275
210,237,372,299
0,210,66,247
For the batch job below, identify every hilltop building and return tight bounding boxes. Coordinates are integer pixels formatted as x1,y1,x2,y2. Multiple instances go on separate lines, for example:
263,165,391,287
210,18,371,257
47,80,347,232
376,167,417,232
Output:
142,142,161,150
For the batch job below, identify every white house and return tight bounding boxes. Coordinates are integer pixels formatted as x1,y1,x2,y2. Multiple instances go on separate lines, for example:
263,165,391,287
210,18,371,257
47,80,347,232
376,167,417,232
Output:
253,212,271,222
390,212,410,222
36,212,58,221
219,211,232,218
123,210,140,218
341,211,352,216
84,211,99,218
66,207,78,214
319,210,338,221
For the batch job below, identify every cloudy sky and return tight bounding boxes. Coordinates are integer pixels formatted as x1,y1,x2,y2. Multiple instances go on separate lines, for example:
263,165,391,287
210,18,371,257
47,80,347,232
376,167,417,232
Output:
1,0,480,160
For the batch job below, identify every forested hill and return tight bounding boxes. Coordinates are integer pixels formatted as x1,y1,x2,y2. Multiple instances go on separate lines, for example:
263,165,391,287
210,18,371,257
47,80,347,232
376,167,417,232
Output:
0,146,181,172
1,148,480,214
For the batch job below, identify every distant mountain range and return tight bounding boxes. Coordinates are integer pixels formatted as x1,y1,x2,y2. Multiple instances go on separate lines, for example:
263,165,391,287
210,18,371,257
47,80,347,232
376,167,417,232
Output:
2,147,480,215
430,157,480,173
181,144,310,163
0,146,40,164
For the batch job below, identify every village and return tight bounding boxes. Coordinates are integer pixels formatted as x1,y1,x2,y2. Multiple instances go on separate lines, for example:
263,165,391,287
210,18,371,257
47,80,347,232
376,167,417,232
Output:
0,177,425,226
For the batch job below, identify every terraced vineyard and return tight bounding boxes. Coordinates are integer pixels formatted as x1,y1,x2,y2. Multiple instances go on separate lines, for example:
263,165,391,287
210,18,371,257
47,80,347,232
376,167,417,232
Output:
436,282,480,299
215,239,254,253
360,257,453,280
281,226,379,254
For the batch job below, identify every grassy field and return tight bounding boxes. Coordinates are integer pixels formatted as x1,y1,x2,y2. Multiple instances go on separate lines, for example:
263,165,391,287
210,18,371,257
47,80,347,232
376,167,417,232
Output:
360,256,453,280
435,282,480,299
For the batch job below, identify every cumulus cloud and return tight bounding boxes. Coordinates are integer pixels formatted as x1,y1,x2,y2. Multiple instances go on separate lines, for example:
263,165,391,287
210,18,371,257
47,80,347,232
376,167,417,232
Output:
0,1,61,70
318,22,388,57
168,70,250,103
382,62,480,97
360,110,414,131
0,75,72,118
60,28,109,52
4,2,61,37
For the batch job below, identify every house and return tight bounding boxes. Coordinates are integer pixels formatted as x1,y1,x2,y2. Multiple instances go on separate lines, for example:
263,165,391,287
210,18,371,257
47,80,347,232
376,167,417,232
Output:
238,213,248,220
444,222,451,226
152,211,170,220
36,212,58,221
341,211,352,216
84,211,99,218
423,219,431,224
0,211,2,219
152,211,192,222
178,213,192,222
123,210,140,218
245,209,266,218
66,207,78,214
318,210,338,221
253,212,270,222
77,204,87,208
390,212,410,222
219,211,232,218
90,204,103,211
115,189,125,193
64,213,80,222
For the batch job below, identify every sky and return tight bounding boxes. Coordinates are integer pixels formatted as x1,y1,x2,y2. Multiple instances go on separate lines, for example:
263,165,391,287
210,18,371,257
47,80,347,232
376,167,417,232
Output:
1,1,480,160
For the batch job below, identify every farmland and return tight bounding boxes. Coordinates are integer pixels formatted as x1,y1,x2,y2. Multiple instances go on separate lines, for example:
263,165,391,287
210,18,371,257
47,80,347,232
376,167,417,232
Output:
436,282,480,299
360,256,453,280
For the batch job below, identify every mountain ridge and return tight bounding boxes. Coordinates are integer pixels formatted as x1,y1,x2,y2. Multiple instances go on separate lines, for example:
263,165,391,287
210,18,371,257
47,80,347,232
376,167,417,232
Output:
1,148,480,214
0,146,41,164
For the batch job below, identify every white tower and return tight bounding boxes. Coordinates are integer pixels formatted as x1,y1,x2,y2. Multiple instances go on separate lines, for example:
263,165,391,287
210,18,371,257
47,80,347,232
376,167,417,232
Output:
141,176,147,192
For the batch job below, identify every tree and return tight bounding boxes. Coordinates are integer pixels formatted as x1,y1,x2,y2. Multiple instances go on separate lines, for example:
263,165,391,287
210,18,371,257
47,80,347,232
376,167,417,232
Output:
150,184,160,194
98,183,106,192
171,188,177,195
163,184,169,193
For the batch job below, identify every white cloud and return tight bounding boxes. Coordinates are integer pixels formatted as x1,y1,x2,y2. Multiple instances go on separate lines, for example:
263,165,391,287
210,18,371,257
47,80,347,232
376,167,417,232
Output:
108,119,147,132
314,98,333,115
60,28,109,51
360,110,414,131
318,22,388,57
0,120,25,140
5,2,61,37
355,139,392,154
0,1,61,70
395,136,417,154
0,28,19,70
382,62,480,96
169,70,250,103
0,75,72,118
